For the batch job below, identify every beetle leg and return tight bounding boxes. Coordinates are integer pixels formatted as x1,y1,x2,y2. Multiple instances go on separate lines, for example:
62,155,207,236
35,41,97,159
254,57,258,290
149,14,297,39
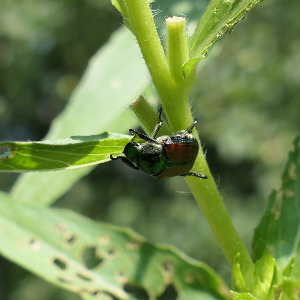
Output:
128,107,163,142
186,118,198,133
110,154,139,170
151,107,163,139
129,129,158,143
180,171,207,179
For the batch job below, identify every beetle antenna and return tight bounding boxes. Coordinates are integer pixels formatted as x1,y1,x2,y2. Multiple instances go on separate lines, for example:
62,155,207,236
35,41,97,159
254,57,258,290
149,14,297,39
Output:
186,118,198,133
151,107,163,138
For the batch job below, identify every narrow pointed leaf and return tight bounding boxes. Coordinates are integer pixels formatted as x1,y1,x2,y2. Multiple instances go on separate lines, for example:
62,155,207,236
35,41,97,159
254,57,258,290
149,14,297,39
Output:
0,134,129,172
186,0,263,77
252,136,300,266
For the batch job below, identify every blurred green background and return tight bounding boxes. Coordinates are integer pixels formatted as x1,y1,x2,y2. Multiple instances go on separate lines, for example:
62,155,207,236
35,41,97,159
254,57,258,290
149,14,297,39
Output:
0,0,299,299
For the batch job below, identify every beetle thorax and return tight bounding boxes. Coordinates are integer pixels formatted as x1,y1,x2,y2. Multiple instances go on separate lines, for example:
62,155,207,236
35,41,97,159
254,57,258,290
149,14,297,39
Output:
156,135,172,144
136,142,168,175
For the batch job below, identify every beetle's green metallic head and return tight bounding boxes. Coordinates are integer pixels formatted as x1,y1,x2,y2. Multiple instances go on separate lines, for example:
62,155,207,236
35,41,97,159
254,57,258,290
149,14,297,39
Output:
123,142,140,162
123,142,168,176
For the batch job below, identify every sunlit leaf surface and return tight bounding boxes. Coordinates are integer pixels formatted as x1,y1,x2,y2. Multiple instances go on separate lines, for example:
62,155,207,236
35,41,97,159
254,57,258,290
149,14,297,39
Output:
0,134,129,172
10,27,150,205
0,195,230,300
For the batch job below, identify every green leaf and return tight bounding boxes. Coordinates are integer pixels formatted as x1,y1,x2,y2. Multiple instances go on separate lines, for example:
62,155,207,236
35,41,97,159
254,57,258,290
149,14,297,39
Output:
111,0,155,32
0,134,129,172
232,253,248,292
232,137,300,299
182,57,206,80
273,256,300,300
0,194,230,300
231,291,259,300
251,137,300,299
275,276,300,300
187,0,263,76
251,252,277,299
10,27,150,206
252,136,300,266
232,251,276,299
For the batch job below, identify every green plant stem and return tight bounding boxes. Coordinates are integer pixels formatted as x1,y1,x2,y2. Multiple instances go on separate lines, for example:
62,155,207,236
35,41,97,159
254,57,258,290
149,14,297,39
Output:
166,16,189,83
122,0,254,278
125,0,192,132
125,0,170,88
186,155,254,271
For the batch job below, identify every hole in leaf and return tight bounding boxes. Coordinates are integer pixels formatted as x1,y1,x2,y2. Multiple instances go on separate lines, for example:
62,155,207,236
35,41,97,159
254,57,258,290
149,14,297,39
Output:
57,277,73,285
162,260,174,282
65,233,77,245
117,271,127,284
90,290,101,296
55,223,66,233
107,248,117,257
90,290,119,299
284,188,294,198
0,146,13,159
87,291,119,300
53,257,68,270
124,283,149,300
99,235,109,245
157,284,178,300
162,260,174,273
126,239,143,250
185,272,196,284
28,238,41,250
82,246,103,269
104,293,120,300
76,272,93,282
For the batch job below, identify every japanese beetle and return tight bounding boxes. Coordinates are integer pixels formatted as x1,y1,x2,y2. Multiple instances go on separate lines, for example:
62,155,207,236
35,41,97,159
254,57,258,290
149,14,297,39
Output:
110,109,207,179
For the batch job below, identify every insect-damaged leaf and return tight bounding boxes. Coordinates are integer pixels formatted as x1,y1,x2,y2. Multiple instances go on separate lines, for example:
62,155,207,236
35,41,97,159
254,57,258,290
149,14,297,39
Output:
0,195,230,300
252,137,300,265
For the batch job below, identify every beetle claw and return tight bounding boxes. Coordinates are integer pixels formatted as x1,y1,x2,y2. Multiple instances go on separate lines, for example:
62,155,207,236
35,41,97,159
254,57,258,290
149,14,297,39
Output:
181,172,207,179
186,118,198,133
110,153,119,160
110,153,139,170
